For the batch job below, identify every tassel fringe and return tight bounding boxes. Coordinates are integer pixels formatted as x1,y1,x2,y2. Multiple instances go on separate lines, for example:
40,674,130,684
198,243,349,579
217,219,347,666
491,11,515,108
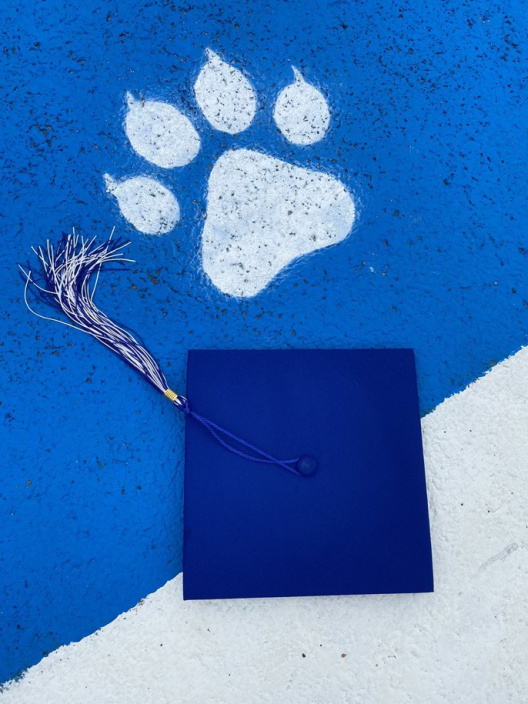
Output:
20,229,172,397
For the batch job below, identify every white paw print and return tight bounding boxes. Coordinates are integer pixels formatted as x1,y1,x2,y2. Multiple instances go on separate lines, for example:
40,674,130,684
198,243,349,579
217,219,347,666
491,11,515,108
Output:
104,49,355,298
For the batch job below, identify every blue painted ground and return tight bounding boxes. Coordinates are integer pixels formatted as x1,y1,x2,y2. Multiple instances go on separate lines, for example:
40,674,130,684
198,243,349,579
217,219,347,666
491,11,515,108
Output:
0,0,526,684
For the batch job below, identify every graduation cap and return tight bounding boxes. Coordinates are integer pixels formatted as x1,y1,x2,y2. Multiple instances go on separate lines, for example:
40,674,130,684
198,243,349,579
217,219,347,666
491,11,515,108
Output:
22,233,434,600
184,348,433,599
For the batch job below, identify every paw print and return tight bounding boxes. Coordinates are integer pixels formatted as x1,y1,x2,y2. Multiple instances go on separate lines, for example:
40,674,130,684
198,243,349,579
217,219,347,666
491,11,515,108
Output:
104,49,355,298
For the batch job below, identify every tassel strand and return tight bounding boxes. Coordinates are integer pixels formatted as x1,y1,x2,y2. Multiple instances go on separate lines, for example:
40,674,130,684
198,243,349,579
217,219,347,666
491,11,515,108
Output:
20,229,170,395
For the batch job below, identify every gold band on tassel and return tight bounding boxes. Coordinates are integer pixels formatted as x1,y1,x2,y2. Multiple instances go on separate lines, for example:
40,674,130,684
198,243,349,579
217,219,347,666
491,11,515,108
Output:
163,388,180,403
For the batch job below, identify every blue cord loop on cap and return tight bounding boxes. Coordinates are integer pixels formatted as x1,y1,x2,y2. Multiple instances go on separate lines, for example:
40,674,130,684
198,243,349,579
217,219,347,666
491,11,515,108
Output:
171,394,317,478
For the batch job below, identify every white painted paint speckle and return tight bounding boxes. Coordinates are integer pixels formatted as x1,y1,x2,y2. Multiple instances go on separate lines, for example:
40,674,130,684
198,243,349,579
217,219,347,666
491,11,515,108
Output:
201,148,355,297
273,68,330,145
104,175,180,235
2,348,528,703
124,93,200,169
194,49,257,134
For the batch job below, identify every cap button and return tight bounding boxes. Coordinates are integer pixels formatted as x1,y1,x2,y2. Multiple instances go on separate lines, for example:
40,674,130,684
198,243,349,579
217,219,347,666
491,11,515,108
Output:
295,455,318,477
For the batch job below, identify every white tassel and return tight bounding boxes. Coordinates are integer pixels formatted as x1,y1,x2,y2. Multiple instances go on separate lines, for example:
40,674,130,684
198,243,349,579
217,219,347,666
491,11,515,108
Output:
20,229,171,396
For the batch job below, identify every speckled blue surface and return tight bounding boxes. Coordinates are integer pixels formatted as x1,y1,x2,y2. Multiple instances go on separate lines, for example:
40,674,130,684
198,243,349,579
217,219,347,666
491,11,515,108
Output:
0,0,526,683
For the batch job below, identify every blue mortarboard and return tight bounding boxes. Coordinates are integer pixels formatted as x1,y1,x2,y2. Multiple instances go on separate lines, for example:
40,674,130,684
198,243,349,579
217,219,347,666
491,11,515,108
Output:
183,349,433,600
22,235,433,601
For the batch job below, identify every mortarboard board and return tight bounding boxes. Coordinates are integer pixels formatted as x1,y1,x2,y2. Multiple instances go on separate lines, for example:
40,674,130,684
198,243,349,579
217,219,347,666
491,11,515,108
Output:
183,348,434,600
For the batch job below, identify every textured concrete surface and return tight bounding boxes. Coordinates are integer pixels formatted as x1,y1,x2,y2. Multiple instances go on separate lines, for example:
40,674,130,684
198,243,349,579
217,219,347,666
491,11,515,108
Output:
1,0,527,684
2,347,527,703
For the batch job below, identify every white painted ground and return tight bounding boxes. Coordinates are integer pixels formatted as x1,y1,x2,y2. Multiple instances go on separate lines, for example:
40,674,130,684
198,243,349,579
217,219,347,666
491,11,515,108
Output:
201,149,355,297
273,68,330,145
2,347,527,703
106,50,355,297
194,49,257,134
124,93,200,168
103,175,180,235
